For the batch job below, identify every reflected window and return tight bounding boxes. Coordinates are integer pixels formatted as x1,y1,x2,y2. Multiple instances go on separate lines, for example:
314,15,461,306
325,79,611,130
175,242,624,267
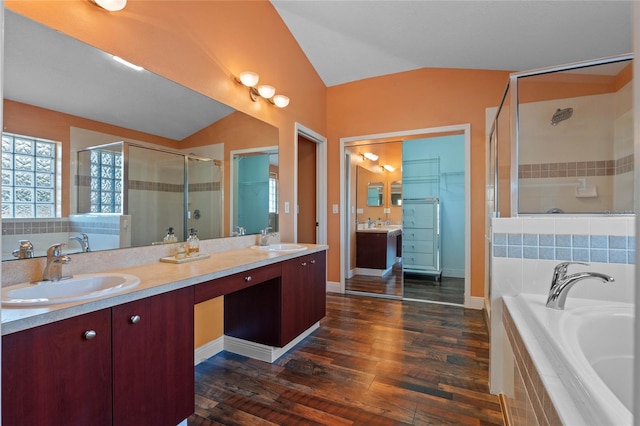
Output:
269,172,278,214
89,149,123,213
1,133,59,218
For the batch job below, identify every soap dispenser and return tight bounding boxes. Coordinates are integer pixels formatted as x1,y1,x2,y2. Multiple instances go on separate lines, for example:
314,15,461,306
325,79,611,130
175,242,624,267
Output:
187,228,200,256
164,227,177,243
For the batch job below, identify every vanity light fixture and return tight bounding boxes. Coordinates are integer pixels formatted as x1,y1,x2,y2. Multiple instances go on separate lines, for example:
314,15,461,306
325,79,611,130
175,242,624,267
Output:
91,0,127,11
363,152,379,162
236,71,289,108
112,55,144,71
383,164,395,172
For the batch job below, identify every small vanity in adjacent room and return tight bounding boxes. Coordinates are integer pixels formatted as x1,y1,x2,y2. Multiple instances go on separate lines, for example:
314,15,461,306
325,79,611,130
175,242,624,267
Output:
355,226,402,276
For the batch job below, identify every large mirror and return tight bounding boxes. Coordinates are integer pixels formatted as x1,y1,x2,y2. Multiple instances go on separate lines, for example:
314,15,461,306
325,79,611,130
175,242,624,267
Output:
1,10,279,260
490,55,633,216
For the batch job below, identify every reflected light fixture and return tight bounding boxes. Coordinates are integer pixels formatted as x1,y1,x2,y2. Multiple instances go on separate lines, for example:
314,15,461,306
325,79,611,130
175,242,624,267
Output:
236,71,289,108
383,164,395,172
91,0,127,11
363,152,379,161
112,55,144,71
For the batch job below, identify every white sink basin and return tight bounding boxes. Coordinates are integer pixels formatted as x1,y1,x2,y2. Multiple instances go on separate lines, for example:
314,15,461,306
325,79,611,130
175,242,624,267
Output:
2,273,140,307
251,244,307,252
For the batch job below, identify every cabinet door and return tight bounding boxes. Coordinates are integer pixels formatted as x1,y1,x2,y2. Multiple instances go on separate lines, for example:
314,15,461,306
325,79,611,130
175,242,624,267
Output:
112,287,195,426
308,251,327,325
281,252,326,345
2,309,112,426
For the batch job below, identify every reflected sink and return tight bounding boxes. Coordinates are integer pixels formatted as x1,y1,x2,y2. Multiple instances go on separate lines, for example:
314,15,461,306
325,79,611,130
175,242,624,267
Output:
2,273,140,307
251,244,307,252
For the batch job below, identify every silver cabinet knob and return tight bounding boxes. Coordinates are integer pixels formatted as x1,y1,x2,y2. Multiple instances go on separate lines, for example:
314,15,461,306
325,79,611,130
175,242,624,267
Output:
301,262,307,266
310,259,316,264
84,330,97,340
130,315,141,324
244,276,252,282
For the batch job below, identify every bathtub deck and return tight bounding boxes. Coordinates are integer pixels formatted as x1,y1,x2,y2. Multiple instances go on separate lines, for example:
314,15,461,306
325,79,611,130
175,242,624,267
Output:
190,293,503,425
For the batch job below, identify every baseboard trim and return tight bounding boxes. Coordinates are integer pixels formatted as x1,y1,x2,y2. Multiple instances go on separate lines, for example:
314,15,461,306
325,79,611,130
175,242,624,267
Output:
194,336,224,365
223,322,320,363
465,295,484,310
355,266,392,277
326,280,342,293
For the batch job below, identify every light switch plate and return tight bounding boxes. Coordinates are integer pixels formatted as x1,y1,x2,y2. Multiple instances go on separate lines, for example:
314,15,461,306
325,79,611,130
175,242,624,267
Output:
284,201,290,213
332,204,339,214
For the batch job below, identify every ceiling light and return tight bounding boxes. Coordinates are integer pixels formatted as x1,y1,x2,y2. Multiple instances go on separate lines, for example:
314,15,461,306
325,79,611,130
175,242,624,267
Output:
257,85,276,99
363,152,379,161
112,56,144,71
91,0,127,11
383,164,395,172
271,94,290,108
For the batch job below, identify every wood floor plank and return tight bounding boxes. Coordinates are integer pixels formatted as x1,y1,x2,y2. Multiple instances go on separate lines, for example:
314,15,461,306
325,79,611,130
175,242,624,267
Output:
189,294,503,425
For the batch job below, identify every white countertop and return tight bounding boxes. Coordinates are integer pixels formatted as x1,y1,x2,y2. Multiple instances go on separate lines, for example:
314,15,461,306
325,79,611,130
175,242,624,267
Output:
1,244,327,335
356,227,402,235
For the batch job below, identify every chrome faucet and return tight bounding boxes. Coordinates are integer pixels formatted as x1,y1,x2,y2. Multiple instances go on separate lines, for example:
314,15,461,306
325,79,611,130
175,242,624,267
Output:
69,233,91,252
12,240,34,259
260,227,273,246
42,243,72,282
546,262,614,310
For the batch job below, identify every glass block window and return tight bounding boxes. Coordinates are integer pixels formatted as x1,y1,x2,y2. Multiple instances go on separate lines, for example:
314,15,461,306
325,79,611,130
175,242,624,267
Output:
90,149,123,213
2,133,58,218
269,173,278,214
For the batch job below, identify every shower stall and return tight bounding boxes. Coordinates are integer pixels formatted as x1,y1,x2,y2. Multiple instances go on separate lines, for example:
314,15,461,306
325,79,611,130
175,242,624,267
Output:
77,142,222,247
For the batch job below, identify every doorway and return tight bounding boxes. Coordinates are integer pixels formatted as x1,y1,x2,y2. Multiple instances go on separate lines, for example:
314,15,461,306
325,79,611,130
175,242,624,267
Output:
297,135,317,244
294,123,327,246
340,124,471,307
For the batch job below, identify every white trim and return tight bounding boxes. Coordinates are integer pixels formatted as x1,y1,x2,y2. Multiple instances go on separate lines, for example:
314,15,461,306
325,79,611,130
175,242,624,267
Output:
293,123,327,245
465,295,485,310
340,124,473,307
228,145,278,236
223,322,319,363
326,280,341,293
354,267,393,277
484,296,491,319
194,336,224,365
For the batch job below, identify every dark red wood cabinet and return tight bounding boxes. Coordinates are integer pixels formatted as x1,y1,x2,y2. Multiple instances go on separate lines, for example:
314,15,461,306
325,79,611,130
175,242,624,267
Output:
112,286,194,426
2,309,113,426
2,287,195,426
225,250,327,348
281,251,327,345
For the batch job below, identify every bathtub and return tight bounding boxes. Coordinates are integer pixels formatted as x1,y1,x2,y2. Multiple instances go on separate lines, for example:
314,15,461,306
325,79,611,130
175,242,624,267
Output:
503,294,633,426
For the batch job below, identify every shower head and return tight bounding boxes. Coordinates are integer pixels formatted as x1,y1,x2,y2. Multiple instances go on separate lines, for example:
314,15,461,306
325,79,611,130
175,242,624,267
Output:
551,108,573,126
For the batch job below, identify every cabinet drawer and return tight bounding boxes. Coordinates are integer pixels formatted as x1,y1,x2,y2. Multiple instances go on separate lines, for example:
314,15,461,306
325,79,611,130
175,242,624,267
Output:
402,240,434,254
404,252,437,268
195,262,281,303
402,203,435,221
402,228,434,242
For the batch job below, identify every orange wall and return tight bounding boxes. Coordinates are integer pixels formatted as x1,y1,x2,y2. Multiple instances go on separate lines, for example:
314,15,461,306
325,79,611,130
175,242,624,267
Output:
327,68,511,297
7,0,327,244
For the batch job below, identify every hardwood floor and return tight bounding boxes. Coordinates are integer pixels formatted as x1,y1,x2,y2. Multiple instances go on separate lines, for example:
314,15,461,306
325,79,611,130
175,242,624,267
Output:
189,294,503,425
345,266,465,305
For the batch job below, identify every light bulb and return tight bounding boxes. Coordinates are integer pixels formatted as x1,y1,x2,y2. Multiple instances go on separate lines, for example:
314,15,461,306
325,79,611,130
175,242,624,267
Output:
93,0,127,11
238,71,259,87
272,94,290,108
383,164,395,172
363,152,379,161
257,85,276,99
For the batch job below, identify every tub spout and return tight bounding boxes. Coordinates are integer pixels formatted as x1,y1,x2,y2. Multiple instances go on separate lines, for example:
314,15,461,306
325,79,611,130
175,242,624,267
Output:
546,262,614,310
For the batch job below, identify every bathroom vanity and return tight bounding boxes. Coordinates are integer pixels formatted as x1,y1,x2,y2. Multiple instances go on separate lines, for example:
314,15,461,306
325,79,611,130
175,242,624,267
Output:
1,244,327,426
356,227,402,273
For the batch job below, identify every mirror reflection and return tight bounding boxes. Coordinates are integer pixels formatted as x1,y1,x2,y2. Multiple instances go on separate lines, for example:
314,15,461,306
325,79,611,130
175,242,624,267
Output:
1,10,279,260
515,56,633,214
390,181,402,206
366,182,384,207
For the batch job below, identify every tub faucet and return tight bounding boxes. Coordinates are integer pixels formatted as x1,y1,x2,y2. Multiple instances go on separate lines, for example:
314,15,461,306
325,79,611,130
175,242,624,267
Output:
42,243,72,282
69,233,91,252
546,262,614,310
260,227,273,246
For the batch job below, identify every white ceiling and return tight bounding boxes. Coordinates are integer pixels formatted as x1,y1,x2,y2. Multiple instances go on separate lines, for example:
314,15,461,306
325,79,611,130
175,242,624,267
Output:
271,0,633,87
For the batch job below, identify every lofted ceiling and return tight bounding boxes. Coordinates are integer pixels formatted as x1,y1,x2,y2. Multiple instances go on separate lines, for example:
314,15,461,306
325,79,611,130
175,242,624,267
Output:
271,0,633,87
